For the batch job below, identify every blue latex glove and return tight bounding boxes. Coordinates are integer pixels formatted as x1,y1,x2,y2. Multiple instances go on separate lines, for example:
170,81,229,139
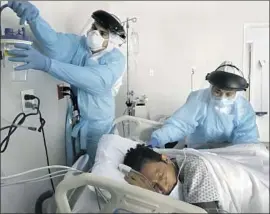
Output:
8,1,39,25
8,43,51,71
147,138,160,148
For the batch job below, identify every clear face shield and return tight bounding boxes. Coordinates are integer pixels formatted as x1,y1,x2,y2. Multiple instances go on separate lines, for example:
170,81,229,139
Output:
86,22,110,52
204,61,249,110
210,85,238,107
86,21,125,53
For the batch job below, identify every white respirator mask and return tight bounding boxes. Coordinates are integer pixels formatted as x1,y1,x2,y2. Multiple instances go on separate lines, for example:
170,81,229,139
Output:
211,96,235,107
86,30,105,52
210,93,237,114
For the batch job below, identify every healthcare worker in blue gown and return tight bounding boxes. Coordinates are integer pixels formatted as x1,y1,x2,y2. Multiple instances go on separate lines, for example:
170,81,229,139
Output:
148,61,259,149
7,1,126,166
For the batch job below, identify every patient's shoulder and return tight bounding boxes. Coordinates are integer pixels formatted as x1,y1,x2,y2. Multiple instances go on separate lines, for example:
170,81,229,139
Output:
179,154,220,204
177,154,207,171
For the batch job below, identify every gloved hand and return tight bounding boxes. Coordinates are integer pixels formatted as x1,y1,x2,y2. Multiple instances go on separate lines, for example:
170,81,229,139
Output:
147,138,160,148
8,1,39,25
8,43,51,71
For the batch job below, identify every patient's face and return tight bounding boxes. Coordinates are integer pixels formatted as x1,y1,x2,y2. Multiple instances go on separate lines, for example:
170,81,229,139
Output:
140,161,177,195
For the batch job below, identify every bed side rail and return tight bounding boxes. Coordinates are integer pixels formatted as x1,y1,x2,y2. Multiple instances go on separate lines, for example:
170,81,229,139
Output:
55,173,206,213
112,116,163,141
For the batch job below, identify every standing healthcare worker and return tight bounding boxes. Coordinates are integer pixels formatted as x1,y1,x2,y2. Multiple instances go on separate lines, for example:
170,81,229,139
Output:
7,1,126,166
148,61,259,149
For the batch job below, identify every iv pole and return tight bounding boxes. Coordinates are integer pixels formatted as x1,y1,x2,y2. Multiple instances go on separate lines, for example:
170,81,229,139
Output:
121,17,137,136
121,17,137,115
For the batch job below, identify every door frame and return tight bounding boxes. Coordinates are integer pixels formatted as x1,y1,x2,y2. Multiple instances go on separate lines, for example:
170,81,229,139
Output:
242,23,269,100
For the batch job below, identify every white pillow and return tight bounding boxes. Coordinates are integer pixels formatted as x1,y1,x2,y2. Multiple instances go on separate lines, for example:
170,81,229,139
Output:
91,134,182,200
91,134,141,182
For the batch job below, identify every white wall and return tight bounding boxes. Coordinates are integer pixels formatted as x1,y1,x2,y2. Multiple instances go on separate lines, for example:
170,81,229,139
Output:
108,1,269,138
243,25,269,142
1,1,109,213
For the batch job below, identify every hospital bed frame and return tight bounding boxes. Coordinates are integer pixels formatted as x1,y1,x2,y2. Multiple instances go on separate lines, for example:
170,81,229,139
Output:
112,115,163,140
55,172,207,213
52,115,268,213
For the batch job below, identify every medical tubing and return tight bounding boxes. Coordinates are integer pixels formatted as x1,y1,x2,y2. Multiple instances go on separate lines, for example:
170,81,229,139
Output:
0,4,8,12
118,164,156,191
1,117,37,131
0,111,38,153
1,165,81,180
25,96,55,192
1,169,79,187
95,188,102,210
25,95,55,192
1,170,68,185
118,163,131,174
0,94,55,192
0,125,36,131
1,167,84,187
1,173,68,187
40,118,55,192
95,187,109,203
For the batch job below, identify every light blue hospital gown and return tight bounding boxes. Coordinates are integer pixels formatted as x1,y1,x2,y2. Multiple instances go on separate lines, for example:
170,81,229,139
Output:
176,154,220,204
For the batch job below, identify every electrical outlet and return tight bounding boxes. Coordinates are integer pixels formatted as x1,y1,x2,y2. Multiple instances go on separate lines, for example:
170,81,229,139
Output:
21,89,36,113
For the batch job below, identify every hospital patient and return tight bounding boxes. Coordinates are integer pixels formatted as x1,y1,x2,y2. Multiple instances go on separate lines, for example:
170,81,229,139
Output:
123,144,222,213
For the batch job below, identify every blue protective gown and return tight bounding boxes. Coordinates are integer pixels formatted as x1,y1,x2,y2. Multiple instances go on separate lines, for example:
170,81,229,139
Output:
29,16,126,165
152,88,259,148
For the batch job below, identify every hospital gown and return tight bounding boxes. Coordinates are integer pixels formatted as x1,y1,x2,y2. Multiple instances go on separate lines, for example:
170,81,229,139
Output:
175,154,222,212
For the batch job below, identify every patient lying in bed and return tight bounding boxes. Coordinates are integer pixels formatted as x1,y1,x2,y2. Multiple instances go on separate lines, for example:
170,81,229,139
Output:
123,144,221,213
121,143,269,213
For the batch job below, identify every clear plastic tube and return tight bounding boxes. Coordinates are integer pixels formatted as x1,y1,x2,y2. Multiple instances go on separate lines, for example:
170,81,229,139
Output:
3,43,28,82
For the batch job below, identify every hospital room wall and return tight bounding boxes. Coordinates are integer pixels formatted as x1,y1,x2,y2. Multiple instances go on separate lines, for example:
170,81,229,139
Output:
109,1,270,142
0,1,110,213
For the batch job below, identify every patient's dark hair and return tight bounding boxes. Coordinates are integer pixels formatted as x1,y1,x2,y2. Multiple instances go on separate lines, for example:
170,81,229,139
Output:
123,144,162,172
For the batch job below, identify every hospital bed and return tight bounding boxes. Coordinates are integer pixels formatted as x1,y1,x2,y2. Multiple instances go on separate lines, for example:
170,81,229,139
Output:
45,116,268,213
42,116,205,213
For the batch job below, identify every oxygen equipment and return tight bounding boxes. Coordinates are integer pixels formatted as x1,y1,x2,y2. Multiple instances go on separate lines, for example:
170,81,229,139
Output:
1,4,32,82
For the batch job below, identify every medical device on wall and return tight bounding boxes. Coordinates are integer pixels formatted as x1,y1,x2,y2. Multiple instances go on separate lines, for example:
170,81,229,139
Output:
122,92,150,136
124,91,149,117
0,4,32,82
246,40,268,117
256,59,268,116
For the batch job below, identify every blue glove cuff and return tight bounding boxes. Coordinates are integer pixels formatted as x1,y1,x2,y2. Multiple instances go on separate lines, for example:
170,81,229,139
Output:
44,57,52,72
149,138,160,148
